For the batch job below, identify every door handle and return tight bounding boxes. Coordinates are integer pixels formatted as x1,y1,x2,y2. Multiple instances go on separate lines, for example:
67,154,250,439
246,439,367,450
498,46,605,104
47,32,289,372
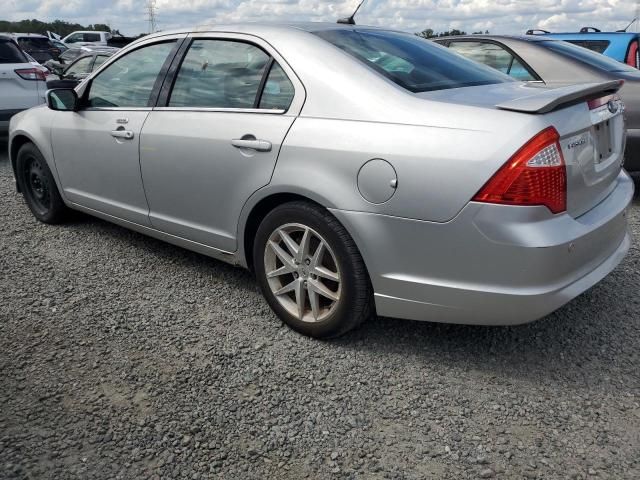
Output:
231,138,272,152
111,129,134,140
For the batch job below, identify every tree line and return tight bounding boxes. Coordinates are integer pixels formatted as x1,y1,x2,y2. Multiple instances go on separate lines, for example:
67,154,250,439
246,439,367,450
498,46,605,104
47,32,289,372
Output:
416,28,490,39
0,19,115,37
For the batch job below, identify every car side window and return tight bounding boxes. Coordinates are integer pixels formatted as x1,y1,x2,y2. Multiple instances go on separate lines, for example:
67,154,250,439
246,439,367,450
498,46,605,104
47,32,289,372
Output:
87,41,176,109
84,33,101,43
65,56,93,76
259,63,295,110
168,39,270,109
449,41,536,81
67,33,82,44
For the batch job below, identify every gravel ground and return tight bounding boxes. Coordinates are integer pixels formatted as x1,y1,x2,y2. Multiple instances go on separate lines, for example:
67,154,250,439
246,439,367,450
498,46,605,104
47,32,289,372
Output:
1,138,640,479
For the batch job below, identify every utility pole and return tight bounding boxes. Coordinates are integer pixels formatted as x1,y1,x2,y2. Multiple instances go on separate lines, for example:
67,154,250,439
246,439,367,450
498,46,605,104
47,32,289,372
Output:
146,0,157,34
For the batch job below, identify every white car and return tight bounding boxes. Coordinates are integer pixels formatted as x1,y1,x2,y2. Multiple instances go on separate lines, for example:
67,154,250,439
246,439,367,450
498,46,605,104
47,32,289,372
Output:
62,31,111,46
0,35,46,132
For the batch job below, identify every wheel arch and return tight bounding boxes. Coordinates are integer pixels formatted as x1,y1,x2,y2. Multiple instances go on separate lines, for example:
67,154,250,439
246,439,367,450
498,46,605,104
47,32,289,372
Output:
9,134,35,191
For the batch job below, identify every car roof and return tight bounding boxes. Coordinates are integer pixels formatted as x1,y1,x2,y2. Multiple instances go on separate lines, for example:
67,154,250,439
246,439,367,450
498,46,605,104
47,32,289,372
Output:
0,32,48,39
141,21,400,39
434,34,547,43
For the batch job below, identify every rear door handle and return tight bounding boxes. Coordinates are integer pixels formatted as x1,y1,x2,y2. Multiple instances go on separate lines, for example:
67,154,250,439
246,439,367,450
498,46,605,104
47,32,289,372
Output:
111,129,134,140
231,138,272,152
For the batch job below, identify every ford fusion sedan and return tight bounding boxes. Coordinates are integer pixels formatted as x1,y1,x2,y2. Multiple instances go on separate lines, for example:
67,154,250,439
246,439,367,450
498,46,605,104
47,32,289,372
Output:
8,24,633,338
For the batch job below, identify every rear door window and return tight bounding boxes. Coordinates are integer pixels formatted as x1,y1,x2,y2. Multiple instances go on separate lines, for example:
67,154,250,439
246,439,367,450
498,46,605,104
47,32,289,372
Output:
258,63,295,110
168,39,270,108
0,39,27,64
84,33,101,42
448,41,536,81
313,29,511,93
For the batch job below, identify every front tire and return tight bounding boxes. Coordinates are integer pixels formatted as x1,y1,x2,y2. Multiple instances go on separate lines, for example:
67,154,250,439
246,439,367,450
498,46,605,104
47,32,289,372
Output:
254,201,373,339
15,143,68,224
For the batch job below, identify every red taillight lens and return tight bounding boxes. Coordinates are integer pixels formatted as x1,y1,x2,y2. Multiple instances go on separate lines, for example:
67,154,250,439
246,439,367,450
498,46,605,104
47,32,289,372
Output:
473,127,567,214
14,68,46,81
626,41,639,69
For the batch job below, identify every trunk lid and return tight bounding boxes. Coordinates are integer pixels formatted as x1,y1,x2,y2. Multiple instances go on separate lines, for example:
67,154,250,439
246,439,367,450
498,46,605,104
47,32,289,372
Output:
418,80,625,218
558,94,626,218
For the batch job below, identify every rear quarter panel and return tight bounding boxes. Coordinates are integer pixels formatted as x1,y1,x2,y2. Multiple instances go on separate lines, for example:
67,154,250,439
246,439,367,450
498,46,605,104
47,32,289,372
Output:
269,108,553,223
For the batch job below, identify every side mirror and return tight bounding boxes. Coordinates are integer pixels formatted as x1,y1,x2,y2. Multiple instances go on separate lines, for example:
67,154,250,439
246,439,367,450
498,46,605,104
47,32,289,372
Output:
46,89,79,111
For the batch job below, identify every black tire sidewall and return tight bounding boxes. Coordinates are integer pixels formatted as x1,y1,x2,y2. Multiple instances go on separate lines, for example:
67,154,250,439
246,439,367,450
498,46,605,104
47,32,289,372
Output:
16,143,66,224
254,202,369,338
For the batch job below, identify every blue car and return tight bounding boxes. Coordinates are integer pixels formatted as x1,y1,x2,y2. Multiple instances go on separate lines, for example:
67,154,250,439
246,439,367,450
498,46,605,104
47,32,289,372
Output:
526,27,639,69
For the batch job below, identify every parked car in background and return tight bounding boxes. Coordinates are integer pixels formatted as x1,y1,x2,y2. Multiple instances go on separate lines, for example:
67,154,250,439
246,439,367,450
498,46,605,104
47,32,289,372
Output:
525,28,639,69
49,39,68,53
8,24,632,338
0,34,46,133
62,31,111,46
435,35,640,170
24,52,51,79
3,33,62,63
45,49,117,89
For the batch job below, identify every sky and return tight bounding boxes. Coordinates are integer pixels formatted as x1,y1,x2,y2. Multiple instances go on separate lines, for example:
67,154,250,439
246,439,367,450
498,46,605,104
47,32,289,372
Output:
4,0,639,37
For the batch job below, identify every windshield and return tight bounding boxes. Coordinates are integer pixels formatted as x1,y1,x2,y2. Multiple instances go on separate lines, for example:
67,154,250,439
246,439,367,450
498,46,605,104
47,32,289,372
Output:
313,29,512,93
542,40,640,73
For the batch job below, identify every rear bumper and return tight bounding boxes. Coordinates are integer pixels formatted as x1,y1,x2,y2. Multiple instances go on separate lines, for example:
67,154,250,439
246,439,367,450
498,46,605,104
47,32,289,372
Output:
624,128,640,172
330,170,634,326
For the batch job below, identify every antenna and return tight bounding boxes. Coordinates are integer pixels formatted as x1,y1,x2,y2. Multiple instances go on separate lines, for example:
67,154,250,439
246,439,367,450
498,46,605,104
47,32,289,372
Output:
146,0,158,33
617,17,637,32
338,0,366,25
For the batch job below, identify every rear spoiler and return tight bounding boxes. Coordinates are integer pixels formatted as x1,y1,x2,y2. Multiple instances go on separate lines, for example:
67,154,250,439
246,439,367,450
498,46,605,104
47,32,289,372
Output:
496,81,622,114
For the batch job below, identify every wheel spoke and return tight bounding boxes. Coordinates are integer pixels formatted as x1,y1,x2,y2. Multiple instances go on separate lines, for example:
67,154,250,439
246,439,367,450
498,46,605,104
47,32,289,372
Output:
314,266,339,282
309,279,338,302
310,242,324,269
268,240,295,269
275,278,298,296
279,229,300,258
308,288,320,321
295,279,305,320
267,265,293,279
297,228,311,262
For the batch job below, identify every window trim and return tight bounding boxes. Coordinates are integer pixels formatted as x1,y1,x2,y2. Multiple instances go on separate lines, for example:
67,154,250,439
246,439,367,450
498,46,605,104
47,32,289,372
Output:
156,34,299,115
79,37,186,112
445,39,542,82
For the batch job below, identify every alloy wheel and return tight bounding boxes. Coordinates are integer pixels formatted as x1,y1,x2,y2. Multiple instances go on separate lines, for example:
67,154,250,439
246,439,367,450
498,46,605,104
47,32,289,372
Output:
264,223,341,323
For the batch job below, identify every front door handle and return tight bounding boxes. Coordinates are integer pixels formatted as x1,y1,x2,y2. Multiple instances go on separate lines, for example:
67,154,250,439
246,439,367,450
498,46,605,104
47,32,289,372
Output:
231,138,272,152
111,129,134,140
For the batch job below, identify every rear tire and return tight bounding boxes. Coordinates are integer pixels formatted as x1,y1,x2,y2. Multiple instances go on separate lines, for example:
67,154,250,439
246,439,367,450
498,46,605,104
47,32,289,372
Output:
15,143,68,224
254,201,373,339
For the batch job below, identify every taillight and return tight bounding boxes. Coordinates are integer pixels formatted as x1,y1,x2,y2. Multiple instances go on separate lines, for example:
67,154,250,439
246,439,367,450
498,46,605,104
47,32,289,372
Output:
473,127,566,214
14,68,46,81
626,41,639,69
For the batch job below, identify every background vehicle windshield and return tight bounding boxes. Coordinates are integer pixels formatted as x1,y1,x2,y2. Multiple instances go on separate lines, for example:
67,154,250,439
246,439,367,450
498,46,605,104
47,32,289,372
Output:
313,29,512,93
542,40,640,74
0,39,27,63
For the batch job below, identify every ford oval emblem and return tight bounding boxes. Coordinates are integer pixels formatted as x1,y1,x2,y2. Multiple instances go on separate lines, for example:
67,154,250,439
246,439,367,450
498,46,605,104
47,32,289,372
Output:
607,100,619,114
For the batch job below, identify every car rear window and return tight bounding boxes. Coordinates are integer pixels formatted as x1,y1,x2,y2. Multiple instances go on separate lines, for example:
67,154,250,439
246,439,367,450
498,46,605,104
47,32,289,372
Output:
542,40,639,73
18,37,54,50
564,40,610,54
0,39,27,63
313,29,511,93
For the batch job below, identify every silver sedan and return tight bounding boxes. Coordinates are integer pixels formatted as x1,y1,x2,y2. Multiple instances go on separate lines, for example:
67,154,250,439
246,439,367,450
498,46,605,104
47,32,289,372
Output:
8,23,633,338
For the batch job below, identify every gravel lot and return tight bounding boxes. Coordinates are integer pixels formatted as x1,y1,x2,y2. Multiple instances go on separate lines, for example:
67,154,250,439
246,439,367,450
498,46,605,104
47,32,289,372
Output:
1,138,640,479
